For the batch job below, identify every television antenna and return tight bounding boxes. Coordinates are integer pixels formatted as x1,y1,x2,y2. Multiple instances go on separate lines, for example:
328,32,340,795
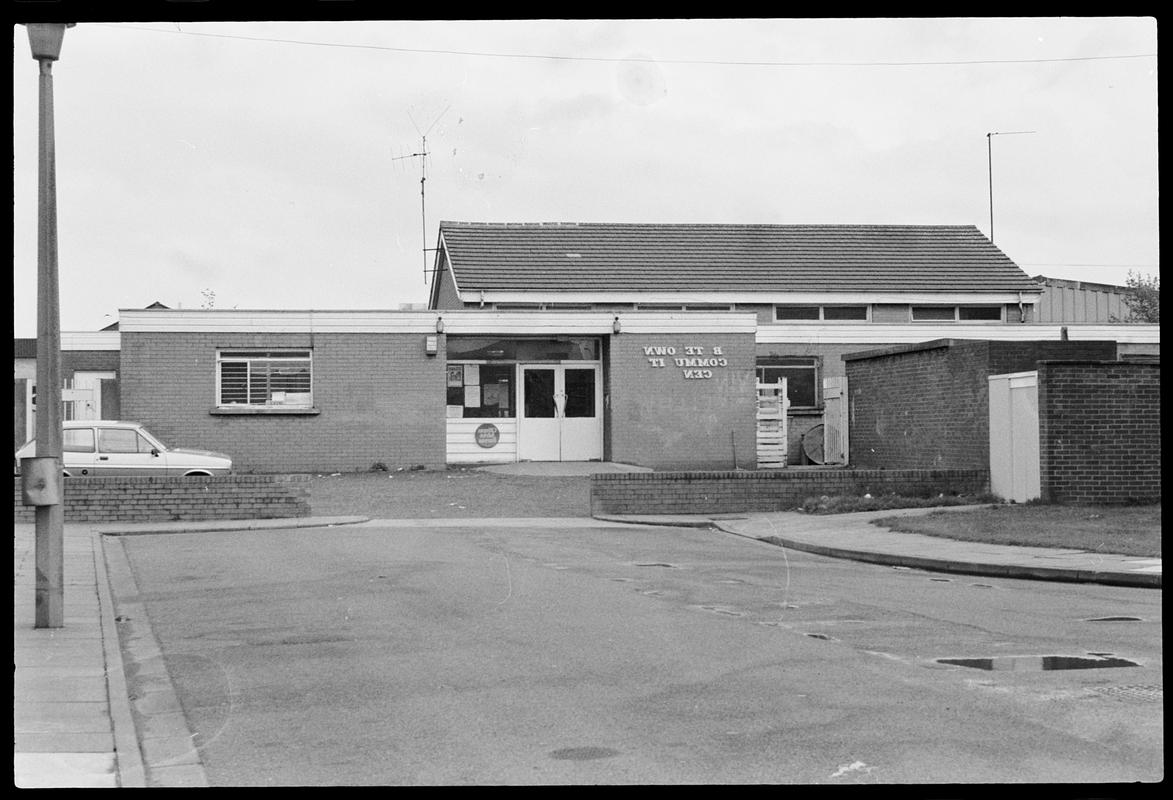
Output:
393,105,450,284
986,130,1037,245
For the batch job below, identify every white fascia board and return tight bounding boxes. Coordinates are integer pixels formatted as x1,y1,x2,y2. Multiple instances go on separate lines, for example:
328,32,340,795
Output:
440,310,758,335
119,309,443,333
472,291,1040,305
1061,324,1161,344
757,323,1161,345
60,332,121,350
119,309,759,336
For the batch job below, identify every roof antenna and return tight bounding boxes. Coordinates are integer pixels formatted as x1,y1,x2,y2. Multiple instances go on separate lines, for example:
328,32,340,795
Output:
394,105,450,284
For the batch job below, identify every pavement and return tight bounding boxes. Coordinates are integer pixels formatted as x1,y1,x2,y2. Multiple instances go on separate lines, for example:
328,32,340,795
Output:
12,471,1161,787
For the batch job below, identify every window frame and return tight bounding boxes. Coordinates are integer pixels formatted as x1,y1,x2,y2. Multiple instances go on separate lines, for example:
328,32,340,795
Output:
446,360,517,419
910,305,1005,323
756,356,821,409
774,305,870,323
215,349,314,410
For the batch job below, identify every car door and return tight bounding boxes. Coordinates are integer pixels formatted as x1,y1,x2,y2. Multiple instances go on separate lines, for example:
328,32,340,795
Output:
62,426,99,476
95,427,165,475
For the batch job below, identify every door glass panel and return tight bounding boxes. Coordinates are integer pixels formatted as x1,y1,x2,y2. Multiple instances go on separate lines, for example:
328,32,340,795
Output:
563,369,596,418
523,369,556,418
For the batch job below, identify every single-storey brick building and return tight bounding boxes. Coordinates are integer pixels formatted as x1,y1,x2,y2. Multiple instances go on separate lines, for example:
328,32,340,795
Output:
14,222,1161,474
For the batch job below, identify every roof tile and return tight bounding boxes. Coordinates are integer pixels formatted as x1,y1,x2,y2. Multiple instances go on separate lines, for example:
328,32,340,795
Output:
438,222,1040,294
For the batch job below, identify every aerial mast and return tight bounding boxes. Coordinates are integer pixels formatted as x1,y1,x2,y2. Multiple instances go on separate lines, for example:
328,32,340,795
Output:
393,105,449,284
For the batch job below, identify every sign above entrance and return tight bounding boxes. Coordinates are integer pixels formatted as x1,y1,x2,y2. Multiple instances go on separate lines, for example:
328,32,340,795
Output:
643,345,730,380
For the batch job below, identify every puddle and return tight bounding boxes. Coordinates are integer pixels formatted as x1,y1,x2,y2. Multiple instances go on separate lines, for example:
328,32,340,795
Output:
1085,616,1143,622
634,562,677,568
806,633,834,641
936,654,1140,671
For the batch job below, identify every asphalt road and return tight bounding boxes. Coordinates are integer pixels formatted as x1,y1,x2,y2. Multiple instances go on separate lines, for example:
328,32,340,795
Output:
112,519,1163,786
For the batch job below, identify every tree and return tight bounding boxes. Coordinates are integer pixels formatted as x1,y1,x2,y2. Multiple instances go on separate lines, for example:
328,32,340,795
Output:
1122,271,1159,323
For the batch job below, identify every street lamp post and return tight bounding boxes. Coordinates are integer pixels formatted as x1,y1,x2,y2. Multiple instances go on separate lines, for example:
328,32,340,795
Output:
25,22,73,628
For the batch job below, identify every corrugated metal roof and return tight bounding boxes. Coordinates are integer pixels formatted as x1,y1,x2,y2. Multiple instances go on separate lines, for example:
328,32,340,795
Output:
439,222,1040,294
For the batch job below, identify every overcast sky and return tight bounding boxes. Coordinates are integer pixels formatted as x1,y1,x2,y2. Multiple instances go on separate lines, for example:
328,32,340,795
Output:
12,17,1159,336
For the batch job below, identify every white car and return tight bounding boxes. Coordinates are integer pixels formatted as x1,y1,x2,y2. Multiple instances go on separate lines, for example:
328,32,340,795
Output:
15,420,233,477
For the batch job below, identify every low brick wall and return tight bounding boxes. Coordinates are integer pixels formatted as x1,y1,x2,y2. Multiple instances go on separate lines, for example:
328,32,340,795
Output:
591,468,989,516
1038,361,1161,505
14,474,311,523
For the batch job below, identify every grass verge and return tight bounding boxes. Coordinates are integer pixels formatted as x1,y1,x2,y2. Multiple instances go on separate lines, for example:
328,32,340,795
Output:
798,493,999,514
871,504,1161,557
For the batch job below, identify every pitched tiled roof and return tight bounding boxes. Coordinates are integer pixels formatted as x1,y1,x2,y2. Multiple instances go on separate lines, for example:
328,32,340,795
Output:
439,222,1040,294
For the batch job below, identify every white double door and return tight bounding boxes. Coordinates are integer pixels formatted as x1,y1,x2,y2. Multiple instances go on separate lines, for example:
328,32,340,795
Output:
518,364,602,462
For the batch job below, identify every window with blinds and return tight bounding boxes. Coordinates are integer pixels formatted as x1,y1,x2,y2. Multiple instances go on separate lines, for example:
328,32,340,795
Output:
216,350,312,408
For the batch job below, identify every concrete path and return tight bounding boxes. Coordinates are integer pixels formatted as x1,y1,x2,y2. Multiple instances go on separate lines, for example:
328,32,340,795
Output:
477,461,652,476
13,505,1160,787
596,505,1162,589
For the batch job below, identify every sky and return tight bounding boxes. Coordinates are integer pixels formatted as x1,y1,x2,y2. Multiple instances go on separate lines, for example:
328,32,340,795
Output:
12,16,1159,336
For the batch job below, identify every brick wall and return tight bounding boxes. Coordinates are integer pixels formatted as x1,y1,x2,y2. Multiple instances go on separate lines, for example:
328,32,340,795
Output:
120,332,447,473
846,341,991,469
61,350,120,377
845,339,1118,470
608,333,757,470
1037,361,1161,504
987,340,1116,375
431,253,463,309
591,468,989,515
14,474,310,523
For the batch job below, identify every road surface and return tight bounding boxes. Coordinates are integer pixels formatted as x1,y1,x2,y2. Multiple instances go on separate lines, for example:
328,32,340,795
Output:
109,519,1163,785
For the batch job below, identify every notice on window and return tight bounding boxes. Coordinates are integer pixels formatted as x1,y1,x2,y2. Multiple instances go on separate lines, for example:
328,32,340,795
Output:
463,385,481,408
482,382,508,410
446,405,464,418
447,365,464,388
463,364,480,385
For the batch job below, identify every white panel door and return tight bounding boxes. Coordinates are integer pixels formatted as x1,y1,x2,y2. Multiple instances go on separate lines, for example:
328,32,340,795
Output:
518,365,602,462
988,372,1040,503
519,367,561,461
559,366,602,461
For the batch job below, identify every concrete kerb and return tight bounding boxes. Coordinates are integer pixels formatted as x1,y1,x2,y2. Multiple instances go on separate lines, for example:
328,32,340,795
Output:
91,528,147,788
593,508,1161,590
721,528,1163,589
99,530,208,787
95,515,370,537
